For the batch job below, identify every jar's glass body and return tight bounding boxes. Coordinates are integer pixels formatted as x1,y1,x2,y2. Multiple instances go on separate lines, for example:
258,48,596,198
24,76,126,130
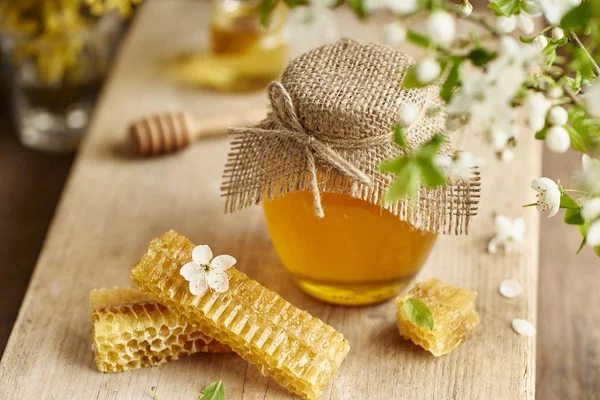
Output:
206,0,287,92
0,14,122,153
263,191,437,305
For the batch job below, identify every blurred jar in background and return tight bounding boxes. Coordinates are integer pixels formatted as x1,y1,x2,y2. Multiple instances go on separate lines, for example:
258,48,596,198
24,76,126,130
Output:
169,0,288,92
0,10,122,153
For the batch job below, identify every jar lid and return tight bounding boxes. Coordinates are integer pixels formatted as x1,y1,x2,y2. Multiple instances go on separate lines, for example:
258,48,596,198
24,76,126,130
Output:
222,39,480,235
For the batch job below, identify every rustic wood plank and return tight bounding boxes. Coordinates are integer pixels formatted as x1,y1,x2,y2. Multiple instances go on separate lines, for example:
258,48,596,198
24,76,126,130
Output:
0,1,540,399
536,149,600,400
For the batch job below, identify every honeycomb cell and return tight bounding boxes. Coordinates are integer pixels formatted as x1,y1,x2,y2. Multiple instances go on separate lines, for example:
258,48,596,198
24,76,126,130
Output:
395,278,480,357
130,230,350,400
90,287,230,372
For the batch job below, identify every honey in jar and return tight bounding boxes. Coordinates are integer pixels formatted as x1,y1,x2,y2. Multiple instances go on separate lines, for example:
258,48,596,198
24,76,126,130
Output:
263,191,437,305
222,40,481,306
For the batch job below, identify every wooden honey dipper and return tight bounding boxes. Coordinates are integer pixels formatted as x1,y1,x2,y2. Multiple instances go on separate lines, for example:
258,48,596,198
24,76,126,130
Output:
129,107,267,156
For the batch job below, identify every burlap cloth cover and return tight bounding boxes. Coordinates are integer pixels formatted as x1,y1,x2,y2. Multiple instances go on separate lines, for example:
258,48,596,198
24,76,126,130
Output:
221,39,481,235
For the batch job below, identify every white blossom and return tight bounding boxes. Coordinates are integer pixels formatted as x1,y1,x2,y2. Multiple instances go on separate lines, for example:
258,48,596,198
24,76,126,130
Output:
531,177,561,217
427,11,456,47
500,148,515,162
516,13,535,34
548,86,563,99
180,245,236,295
382,22,407,46
385,0,419,15
545,125,571,153
587,220,600,247
584,81,600,118
551,26,565,41
532,35,548,51
488,215,526,254
578,155,600,196
496,15,516,33
283,0,339,55
415,57,441,84
458,1,473,17
399,103,420,125
539,0,581,25
434,151,482,180
523,92,551,131
582,198,600,221
547,106,568,126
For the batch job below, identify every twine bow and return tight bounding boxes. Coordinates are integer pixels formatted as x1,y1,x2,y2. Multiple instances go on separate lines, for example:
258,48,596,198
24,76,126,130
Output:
229,82,374,218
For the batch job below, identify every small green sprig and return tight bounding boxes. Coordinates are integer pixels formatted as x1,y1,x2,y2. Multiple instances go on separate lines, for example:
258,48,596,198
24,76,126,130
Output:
379,125,446,203
149,381,225,400
405,298,434,331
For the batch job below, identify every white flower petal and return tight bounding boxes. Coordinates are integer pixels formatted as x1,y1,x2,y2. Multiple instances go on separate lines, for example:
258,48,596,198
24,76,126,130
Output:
415,58,441,84
545,126,571,153
189,276,208,296
427,11,456,47
496,16,516,33
512,319,536,336
192,245,213,264
587,220,600,247
180,262,201,281
495,215,514,238
206,269,230,293
382,22,407,46
211,255,237,271
499,279,522,298
511,218,527,241
582,198,600,221
487,237,500,254
531,177,561,217
547,106,568,126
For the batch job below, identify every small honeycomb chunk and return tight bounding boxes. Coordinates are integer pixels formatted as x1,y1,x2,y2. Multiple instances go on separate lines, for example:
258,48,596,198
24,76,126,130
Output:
395,278,479,357
91,287,230,372
130,230,350,400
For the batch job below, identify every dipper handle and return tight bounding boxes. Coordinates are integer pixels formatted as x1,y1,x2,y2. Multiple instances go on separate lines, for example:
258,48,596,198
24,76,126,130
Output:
129,108,266,156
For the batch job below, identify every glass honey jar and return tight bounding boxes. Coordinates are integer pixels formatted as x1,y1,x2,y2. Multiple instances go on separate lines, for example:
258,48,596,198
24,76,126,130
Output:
263,191,437,305
222,39,481,306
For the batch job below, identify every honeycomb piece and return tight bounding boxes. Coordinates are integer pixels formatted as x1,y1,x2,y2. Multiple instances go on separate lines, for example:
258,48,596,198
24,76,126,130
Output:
130,230,350,400
395,278,479,357
91,287,230,373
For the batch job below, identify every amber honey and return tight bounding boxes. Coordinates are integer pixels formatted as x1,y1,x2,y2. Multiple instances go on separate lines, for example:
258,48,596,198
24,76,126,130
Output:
263,191,437,305
167,0,287,92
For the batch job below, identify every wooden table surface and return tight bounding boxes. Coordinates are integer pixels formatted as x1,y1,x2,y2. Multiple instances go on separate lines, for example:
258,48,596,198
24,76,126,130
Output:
0,1,597,399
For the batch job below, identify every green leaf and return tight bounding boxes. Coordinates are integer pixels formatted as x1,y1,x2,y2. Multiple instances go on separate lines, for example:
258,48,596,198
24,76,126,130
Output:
487,0,522,16
417,133,445,160
284,0,309,7
564,208,585,225
406,29,433,49
404,298,434,331
347,0,368,19
560,193,580,209
467,48,496,67
379,155,410,174
564,124,586,153
393,124,407,148
576,236,587,254
519,36,534,44
199,381,225,400
385,161,420,202
417,158,446,187
441,60,462,102
594,246,600,258
258,0,277,27
560,2,592,30
151,387,159,400
534,127,547,140
402,65,429,89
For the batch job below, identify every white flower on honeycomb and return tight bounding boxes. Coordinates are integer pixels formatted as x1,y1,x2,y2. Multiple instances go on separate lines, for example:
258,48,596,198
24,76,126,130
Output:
487,215,526,254
531,177,561,218
180,245,236,295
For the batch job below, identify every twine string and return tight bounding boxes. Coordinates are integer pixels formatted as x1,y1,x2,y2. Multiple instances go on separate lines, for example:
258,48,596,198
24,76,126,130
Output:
229,81,386,217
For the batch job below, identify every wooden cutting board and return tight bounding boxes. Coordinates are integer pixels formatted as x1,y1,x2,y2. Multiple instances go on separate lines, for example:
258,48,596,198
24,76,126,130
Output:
0,1,540,399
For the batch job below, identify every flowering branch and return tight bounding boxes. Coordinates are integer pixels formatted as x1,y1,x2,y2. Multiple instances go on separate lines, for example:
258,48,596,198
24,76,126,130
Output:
263,0,600,258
